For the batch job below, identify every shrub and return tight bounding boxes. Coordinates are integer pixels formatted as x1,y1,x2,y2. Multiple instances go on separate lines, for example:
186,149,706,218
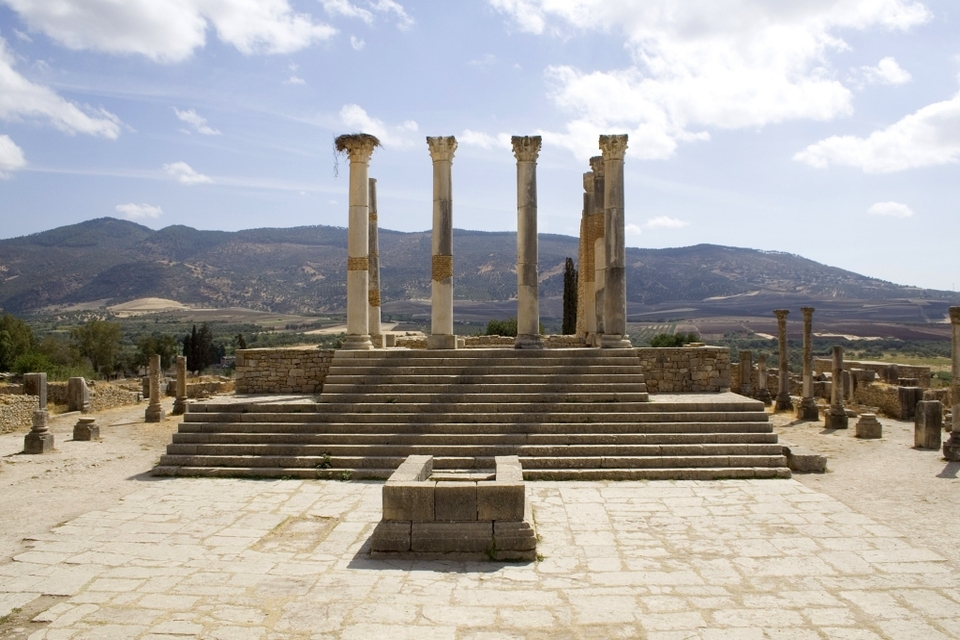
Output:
649,332,699,347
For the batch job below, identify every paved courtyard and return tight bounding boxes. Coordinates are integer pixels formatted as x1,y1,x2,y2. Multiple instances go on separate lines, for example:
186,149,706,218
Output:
2,474,958,639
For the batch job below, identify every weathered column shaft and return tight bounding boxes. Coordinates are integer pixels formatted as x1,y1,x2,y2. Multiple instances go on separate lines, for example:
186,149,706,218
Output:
576,171,594,338
944,307,960,459
797,307,819,420
337,134,379,350
825,345,849,429
145,353,165,422
594,238,605,335
513,135,543,349
774,309,793,410
599,135,630,348
427,136,457,349
738,350,753,397
23,371,53,453
368,178,382,343
172,355,187,416
589,157,605,343
756,354,772,405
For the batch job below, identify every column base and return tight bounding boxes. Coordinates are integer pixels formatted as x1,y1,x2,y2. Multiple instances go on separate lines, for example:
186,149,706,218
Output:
427,334,458,350
341,334,374,350
775,393,794,412
600,334,632,349
514,334,544,350
943,434,960,461
370,334,385,349
796,397,819,421
24,431,55,454
172,397,187,416
73,418,99,441
145,405,166,423
824,409,848,430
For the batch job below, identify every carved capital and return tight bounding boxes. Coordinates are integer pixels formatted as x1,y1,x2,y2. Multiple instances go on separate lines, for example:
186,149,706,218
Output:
951,307,960,325
801,307,815,318
773,309,790,322
582,171,593,193
427,136,457,162
335,133,379,163
511,135,541,162
589,155,604,176
598,134,628,161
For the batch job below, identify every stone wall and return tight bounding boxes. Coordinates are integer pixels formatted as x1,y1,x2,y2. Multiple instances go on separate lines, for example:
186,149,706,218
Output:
396,335,586,349
638,346,729,393
814,358,931,387
235,348,335,394
88,382,140,412
0,395,37,433
854,383,903,419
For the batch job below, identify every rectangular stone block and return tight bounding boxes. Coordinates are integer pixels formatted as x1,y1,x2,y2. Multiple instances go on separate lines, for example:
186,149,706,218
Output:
382,482,435,522
495,455,523,483
477,482,525,521
389,455,433,482
411,522,492,554
493,520,538,552
914,400,943,450
434,481,477,521
370,521,411,553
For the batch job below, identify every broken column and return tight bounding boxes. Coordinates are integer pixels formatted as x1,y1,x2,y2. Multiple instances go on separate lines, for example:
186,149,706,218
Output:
825,345,848,429
797,307,819,420
427,136,457,350
773,309,793,411
914,400,943,449
738,350,753,398
856,413,882,439
23,372,53,454
336,133,379,350
67,376,90,413
756,354,772,405
513,135,543,350
73,417,99,441
945,307,960,460
599,135,631,348
172,355,187,416
368,177,383,348
145,354,165,423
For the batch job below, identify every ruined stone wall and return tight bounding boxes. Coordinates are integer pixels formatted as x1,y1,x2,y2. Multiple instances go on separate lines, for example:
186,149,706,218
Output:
0,395,37,433
235,348,335,394
814,359,931,387
638,346,730,393
165,379,236,398
854,383,903,419
88,383,140,412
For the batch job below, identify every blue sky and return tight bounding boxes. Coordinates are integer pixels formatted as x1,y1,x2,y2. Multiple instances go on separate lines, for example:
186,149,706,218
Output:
1,0,958,290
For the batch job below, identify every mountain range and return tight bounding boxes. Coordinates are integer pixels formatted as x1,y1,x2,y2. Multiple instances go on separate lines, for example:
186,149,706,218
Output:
0,217,955,319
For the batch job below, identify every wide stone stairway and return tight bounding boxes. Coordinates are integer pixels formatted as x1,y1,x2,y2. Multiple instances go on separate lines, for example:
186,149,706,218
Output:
155,348,790,480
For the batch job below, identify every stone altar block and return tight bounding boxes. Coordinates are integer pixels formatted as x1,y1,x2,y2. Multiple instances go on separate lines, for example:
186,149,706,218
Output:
371,454,536,561
73,417,99,441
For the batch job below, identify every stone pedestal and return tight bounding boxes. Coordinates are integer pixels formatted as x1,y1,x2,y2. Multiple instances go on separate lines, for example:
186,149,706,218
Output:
855,413,882,439
172,355,187,415
773,310,793,411
337,133,379,350
512,135,543,350
67,376,90,413
825,345,847,429
914,400,943,450
898,386,924,421
24,372,48,408
738,350,753,397
797,307,819,420
599,135,631,348
24,409,54,453
145,354,165,423
756,354,772,406
427,136,457,350
73,417,99,441
368,177,383,345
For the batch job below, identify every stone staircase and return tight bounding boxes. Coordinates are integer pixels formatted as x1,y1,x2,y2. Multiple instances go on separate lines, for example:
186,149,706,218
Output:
155,348,790,480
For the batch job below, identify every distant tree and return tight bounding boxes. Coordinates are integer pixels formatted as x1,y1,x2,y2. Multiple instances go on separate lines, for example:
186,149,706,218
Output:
562,257,578,335
135,334,181,370
485,317,518,337
649,332,700,347
183,323,217,374
235,333,247,350
70,319,122,376
0,313,35,371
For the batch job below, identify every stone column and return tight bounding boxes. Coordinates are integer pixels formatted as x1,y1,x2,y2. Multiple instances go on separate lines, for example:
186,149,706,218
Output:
172,355,187,415
738,350,753,397
756,354,772,405
368,177,383,347
426,136,457,349
594,238,605,339
825,345,848,429
67,376,90,413
590,157,606,346
797,307,819,420
576,170,593,339
512,135,544,349
23,372,53,454
599,135,630,348
145,354,165,422
336,134,379,350
944,307,960,460
773,309,793,411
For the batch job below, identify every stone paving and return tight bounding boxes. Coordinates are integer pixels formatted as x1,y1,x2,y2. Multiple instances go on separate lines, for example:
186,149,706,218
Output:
2,476,958,639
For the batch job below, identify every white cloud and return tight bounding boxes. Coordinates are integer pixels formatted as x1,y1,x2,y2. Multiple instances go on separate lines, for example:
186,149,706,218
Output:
468,53,496,68
371,0,413,30
285,75,306,85
174,107,220,135
459,129,512,150
0,134,26,178
490,0,930,160
321,0,413,29
867,201,914,217
645,216,689,230
13,29,32,42
350,35,365,50
856,56,911,86
338,104,418,147
2,0,336,63
794,90,960,172
625,223,643,237
116,202,163,219
0,37,122,138
163,161,213,185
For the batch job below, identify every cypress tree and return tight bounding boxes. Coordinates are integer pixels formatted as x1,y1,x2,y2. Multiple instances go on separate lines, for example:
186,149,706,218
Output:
562,257,578,335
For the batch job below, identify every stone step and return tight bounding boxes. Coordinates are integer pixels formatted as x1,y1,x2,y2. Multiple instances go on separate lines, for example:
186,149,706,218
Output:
323,371,645,383
332,348,638,360
317,392,651,404
184,411,769,425
321,382,647,393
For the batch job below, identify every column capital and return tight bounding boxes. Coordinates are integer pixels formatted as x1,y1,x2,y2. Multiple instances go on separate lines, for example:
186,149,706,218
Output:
582,171,593,193
950,306,960,325
427,136,457,162
511,135,541,162
773,309,790,321
335,133,380,163
589,155,604,176
599,134,628,161
801,307,815,317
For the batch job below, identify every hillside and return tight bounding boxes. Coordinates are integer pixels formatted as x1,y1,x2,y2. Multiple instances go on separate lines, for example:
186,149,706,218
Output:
0,217,955,317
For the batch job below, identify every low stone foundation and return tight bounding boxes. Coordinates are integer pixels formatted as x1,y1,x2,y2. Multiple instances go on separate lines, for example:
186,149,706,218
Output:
235,348,335,394
0,395,38,434
638,346,729,393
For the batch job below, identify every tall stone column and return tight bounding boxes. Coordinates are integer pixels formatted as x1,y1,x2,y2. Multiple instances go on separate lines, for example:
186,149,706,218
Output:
368,178,383,348
599,135,630,348
513,135,543,349
825,345,848,429
797,307,819,420
172,355,187,415
944,307,960,460
756,355,772,405
773,309,793,411
738,350,753,398
145,354,165,423
427,136,457,349
590,157,605,346
336,134,379,350
23,372,53,454
576,170,593,339
594,238,605,338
